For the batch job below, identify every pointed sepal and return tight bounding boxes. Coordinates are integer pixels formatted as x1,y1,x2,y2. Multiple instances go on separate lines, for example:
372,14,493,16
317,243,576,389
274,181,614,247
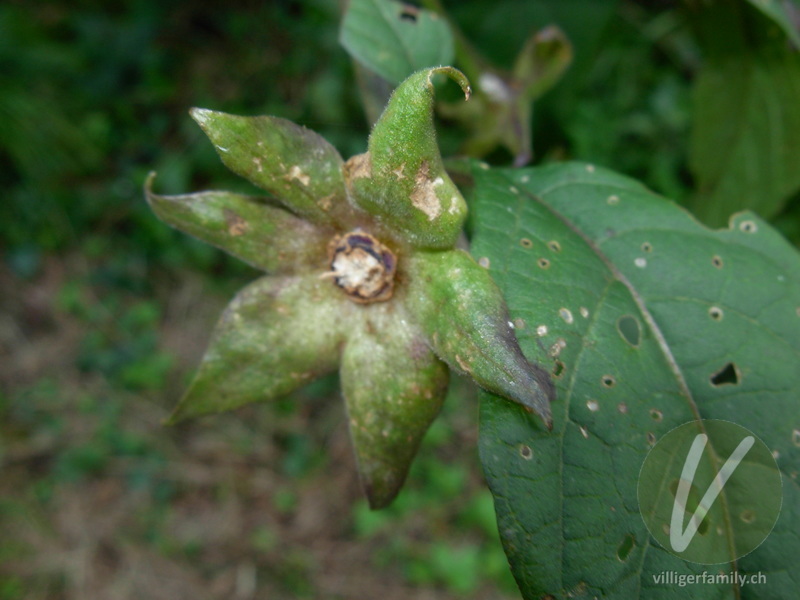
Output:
145,173,331,273
407,250,554,429
190,108,355,227
341,308,449,509
167,274,346,423
345,67,471,249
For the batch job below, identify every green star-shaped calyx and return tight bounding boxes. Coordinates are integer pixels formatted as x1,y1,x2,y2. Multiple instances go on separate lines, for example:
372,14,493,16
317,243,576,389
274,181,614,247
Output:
146,66,554,509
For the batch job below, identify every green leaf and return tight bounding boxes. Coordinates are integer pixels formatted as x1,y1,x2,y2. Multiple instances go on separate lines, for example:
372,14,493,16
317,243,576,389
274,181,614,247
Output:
189,108,355,228
743,0,800,48
470,162,800,598
145,173,332,273
340,0,454,86
167,275,346,423
686,1,800,226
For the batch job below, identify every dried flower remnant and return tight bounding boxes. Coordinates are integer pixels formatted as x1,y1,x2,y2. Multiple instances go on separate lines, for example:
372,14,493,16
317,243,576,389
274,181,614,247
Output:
326,231,396,304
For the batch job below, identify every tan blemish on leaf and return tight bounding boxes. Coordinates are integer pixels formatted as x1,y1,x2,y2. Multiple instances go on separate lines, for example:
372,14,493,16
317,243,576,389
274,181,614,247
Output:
455,354,471,373
224,209,249,236
252,156,263,172
344,153,372,181
549,338,566,357
286,165,310,186
318,194,334,211
392,163,406,179
580,426,589,439
586,399,599,412
478,257,490,268
410,162,443,221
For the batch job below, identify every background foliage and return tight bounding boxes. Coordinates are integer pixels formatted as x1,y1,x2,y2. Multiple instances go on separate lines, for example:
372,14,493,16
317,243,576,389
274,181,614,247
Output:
2,1,799,599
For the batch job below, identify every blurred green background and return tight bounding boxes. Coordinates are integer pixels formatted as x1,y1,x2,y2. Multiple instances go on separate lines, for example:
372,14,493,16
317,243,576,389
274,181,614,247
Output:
1,1,798,599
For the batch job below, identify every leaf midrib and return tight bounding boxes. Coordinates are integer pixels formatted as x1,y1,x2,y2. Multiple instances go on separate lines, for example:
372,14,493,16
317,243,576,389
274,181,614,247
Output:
492,168,743,599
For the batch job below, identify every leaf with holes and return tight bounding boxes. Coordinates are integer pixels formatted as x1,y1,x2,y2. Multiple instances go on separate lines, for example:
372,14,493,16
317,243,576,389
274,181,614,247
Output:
469,161,800,599
340,0,454,86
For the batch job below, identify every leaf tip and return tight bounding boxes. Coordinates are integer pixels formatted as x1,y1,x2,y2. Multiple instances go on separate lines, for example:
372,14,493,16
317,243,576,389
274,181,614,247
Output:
363,481,397,511
428,66,471,101
189,107,214,128
517,365,555,430
143,171,158,202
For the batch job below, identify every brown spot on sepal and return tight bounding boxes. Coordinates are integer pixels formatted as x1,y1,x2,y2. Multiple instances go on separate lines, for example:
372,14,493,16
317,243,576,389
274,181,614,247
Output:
343,153,373,181
224,208,249,236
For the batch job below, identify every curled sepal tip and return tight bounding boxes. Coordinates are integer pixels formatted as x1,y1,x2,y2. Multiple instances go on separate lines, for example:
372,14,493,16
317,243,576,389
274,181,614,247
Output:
407,250,554,429
345,67,471,249
341,309,449,509
166,275,345,424
145,172,331,274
